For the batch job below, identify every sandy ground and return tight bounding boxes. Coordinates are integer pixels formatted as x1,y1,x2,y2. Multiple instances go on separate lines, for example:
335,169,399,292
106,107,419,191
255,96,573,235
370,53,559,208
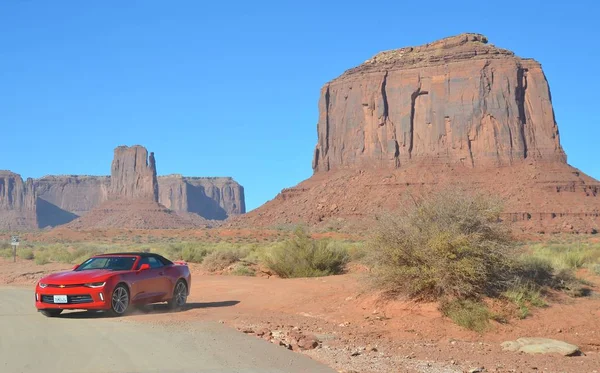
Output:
2,258,600,373
0,286,335,373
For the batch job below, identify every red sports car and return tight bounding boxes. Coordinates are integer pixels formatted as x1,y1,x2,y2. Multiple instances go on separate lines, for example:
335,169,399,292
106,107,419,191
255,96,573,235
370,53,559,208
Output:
35,252,191,317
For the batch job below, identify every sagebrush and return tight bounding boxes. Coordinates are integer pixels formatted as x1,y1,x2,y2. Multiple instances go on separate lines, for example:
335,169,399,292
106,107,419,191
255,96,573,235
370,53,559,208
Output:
368,189,513,300
263,227,349,278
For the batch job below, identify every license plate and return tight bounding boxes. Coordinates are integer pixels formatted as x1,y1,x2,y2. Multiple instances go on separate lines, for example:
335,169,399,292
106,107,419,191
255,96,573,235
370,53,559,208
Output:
53,295,68,304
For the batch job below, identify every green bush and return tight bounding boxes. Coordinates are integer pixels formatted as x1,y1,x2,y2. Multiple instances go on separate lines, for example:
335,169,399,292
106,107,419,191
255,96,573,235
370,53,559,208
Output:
202,250,242,272
17,248,34,260
367,189,513,300
263,227,349,278
441,299,491,333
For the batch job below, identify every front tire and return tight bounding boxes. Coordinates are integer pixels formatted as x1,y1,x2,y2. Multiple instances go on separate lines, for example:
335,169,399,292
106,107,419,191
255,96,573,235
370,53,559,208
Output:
108,284,130,317
168,280,187,310
40,309,63,317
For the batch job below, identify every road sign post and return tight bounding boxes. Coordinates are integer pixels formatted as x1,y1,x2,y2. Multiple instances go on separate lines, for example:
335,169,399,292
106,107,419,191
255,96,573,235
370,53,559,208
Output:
10,236,19,263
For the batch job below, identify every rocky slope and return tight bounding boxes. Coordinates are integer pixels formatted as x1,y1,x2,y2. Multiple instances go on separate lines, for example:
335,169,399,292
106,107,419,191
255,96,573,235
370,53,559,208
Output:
235,33,600,233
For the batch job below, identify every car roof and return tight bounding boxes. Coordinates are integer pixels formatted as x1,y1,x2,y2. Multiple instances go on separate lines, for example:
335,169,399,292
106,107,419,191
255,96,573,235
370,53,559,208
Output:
94,252,167,259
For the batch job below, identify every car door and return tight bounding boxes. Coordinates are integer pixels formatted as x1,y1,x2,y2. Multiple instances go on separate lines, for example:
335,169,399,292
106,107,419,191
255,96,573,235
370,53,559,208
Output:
130,257,162,303
146,257,172,300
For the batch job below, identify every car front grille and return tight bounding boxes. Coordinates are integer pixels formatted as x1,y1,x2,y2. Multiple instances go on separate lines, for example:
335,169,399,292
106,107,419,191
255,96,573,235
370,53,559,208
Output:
46,284,83,288
41,294,93,304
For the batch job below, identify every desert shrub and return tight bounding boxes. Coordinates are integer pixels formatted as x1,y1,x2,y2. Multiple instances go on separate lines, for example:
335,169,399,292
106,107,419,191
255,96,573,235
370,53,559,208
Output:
0,247,13,258
441,299,491,333
592,264,600,276
17,248,34,260
263,227,349,278
202,250,242,272
368,189,514,300
34,253,50,265
230,263,256,277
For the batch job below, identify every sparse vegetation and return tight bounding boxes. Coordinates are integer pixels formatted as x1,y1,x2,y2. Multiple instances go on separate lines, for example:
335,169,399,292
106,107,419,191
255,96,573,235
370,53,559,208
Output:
527,242,600,272
17,248,34,260
230,263,256,276
366,189,597,331
440,299,491,333
202,250,242,272
263,227,350,278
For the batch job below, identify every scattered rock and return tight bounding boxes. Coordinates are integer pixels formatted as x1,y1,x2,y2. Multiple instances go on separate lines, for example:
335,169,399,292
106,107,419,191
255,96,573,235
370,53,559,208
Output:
501,338,581,356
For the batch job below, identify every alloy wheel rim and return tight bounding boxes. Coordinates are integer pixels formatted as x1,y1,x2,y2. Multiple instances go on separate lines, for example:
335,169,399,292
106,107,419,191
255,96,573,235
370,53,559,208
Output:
175,282,187,306
112,287,128,314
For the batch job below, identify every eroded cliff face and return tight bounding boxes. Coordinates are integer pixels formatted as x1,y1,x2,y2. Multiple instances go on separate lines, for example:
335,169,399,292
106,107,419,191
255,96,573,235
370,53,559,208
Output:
0,171,37,230
34,176,110,216
313,33,566,172
158,175,245,220
33,176,110,228
109,145,159,202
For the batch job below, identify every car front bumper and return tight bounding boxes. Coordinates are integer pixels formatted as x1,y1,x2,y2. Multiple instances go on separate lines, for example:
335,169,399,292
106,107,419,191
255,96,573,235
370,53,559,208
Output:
35,286,112,311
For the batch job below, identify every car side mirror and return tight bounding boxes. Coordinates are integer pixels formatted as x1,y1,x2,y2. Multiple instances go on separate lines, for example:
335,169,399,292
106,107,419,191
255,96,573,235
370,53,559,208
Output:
138,263,151,271
72,264,79,270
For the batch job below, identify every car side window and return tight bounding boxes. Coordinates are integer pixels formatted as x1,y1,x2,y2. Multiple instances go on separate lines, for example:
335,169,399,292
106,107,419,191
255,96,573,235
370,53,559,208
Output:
148,257,163,269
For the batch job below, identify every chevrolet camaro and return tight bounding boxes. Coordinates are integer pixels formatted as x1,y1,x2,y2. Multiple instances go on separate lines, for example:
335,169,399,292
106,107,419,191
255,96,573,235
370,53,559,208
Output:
35,252,191,317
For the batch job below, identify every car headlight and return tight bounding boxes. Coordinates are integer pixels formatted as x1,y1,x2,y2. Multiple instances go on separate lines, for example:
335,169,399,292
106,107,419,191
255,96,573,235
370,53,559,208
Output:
84,282,106,288
39,283,48,288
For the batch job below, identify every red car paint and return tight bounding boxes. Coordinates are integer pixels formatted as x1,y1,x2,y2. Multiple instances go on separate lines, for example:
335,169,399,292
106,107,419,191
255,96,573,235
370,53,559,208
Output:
35,253,191,315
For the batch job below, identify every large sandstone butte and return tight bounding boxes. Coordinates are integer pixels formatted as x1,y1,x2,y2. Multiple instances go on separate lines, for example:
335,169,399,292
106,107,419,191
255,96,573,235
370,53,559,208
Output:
234,33,600,233
109,146,159,201
0,146,245,230
66,145,200,229
313,33,564,171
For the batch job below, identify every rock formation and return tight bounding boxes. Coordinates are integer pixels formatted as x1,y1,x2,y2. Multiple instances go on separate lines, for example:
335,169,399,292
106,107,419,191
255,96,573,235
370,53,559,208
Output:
159,175,245,220
0,171,37,230
67,146,198,229
234,33,600,233
0,146,245,230
109,146,159,202
313,33,565,172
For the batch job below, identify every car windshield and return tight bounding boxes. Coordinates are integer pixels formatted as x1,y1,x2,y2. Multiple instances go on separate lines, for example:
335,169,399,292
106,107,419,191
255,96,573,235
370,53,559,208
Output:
76,256,137,271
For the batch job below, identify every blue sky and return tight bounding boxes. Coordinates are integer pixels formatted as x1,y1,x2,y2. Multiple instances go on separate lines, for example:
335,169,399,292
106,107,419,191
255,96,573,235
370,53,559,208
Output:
1,1,598,211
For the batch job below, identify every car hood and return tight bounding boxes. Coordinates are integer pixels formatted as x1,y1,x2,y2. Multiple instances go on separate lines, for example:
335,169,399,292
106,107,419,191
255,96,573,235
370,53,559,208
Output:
40,269,116,285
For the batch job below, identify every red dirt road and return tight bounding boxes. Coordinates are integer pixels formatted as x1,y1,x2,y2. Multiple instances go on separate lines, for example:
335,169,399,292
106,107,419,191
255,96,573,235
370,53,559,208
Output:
2,258,599,372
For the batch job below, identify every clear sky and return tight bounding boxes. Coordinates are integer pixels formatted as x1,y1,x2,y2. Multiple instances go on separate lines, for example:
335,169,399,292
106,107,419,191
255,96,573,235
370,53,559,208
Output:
1,1,598,211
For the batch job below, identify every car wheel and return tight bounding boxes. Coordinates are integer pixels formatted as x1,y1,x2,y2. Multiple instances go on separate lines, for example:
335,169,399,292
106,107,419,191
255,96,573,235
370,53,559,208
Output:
40,309,63,317
168,280,187,310
108,284,130,317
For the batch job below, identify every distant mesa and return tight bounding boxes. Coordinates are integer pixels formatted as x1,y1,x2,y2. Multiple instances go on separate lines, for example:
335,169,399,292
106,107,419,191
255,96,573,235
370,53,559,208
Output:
233,33,600,234
0,146,245,230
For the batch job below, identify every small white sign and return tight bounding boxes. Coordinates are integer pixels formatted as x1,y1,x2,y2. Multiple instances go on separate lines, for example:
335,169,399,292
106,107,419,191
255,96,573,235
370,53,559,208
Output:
10,236,19,246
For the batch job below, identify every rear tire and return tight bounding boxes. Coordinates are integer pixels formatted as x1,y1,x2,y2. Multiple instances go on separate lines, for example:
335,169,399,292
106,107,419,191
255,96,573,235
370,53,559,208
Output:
40,309,63,317
108,284,130,317
167,280,188,310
